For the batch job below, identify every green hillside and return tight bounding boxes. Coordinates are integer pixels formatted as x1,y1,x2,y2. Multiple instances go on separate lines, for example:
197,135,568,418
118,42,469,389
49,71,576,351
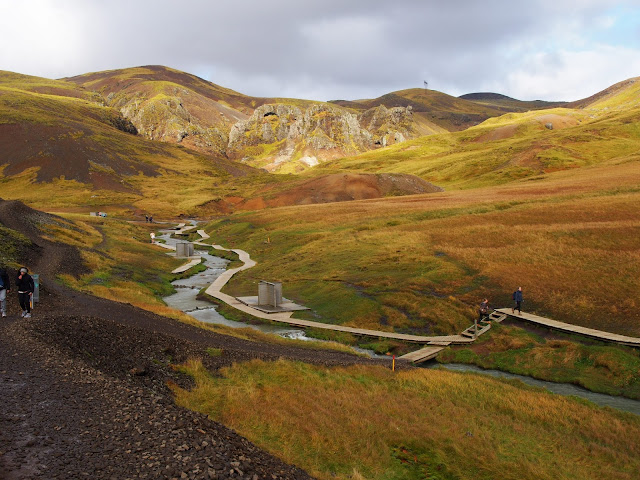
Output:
459,92,566,111
0,70,282,216
314,99,639,189
331,88,514,132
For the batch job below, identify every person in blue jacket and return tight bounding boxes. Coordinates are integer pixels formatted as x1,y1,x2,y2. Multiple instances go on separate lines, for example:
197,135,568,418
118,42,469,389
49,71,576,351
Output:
512,286,523,314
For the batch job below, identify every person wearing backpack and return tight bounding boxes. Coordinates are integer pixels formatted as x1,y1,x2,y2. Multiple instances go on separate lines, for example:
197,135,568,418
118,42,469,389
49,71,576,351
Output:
512,286,523,314
16,267,34,318
0,266,10,318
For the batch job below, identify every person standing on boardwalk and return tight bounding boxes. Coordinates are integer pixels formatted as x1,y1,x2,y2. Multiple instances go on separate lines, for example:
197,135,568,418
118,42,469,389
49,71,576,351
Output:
512,286,523,314
0,265,10,318
478,298,490,323
16,267,34,318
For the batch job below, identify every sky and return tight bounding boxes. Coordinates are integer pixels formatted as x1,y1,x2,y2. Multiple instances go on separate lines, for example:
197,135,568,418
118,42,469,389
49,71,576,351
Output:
1,0,639,102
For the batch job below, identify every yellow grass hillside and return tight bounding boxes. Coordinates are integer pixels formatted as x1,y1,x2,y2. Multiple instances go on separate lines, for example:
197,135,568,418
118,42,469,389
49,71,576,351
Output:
0,71,293,217
203,159,640,337
173,358,640,480
314,79,640,190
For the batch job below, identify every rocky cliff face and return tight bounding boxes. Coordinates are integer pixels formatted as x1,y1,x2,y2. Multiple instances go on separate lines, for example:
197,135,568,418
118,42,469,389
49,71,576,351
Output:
360,105,415,146
227,103,416,171
107,88,240,158
67,67,421,168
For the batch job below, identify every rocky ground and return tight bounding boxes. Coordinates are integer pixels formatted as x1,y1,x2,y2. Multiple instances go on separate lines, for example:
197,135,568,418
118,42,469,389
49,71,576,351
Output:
0,200,393,479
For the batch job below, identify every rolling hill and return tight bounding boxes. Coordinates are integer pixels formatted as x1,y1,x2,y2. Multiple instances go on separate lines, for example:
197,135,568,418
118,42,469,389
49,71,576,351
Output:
0,70,439,215
0,70,275,216
65,66,427,171
66,66,556,173
2,66,639,480
315,76,640,190
459,92,566,111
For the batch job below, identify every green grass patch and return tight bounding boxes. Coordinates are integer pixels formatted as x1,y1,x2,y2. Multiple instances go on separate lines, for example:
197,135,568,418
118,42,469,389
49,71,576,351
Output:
205,347,223,357
438,324,640,399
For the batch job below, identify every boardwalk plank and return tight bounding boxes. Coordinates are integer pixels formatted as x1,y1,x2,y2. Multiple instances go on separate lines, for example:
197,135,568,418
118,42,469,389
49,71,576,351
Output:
496,309,640,347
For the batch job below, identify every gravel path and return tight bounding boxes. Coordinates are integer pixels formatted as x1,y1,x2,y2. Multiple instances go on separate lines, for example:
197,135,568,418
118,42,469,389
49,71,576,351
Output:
0,200,394,479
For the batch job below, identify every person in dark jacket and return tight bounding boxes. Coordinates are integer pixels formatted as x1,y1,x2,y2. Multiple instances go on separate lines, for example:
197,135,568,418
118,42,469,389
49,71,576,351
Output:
16,267,35,318
0,266,10,318
512,286,523,314
478,298,490,322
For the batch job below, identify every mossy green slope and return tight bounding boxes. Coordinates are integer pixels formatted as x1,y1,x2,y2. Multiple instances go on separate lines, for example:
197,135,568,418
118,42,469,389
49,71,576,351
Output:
315,83,640,189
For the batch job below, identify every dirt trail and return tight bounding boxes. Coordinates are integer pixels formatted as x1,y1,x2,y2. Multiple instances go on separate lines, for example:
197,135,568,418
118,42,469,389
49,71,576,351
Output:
0,199,392,479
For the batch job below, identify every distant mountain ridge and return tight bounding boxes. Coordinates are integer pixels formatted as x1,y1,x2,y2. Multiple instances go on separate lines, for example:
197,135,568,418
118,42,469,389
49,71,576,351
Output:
65,66,434,172
1,65,639,215
459,92,566,112
68,66,574,172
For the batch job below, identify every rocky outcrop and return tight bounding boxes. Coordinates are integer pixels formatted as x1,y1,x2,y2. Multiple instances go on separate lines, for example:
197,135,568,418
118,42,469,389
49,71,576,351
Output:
115,93,231,157
228,103,417,171
359,105,414,147
102,86,243,158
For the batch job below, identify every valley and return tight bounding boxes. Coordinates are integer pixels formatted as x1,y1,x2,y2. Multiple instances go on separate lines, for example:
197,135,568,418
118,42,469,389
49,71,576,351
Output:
1,65,639,479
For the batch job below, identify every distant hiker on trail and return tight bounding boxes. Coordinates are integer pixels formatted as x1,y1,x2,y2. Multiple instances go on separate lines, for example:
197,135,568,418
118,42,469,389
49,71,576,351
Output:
16,267,35,318
150,232,156,244
512,287,523,314
0,266,10,318
149,215,153,223
478,298,490,322
145,214,149,222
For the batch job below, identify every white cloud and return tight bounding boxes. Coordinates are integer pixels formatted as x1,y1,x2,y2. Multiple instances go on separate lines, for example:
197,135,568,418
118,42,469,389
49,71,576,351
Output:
502,46,640,100
0,0,95,77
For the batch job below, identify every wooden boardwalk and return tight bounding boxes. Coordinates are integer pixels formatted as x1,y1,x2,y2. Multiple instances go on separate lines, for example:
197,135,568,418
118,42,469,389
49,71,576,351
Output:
398,345,448,363
496,308,640,347
197,241,475,345
154,225,504,361
158,228,640,357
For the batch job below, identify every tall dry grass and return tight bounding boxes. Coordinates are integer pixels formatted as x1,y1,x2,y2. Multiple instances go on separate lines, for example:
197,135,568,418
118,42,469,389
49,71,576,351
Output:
173,359,640,480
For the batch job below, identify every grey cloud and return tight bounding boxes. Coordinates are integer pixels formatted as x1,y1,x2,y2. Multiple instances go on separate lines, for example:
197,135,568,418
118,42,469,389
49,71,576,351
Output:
1,0,638,101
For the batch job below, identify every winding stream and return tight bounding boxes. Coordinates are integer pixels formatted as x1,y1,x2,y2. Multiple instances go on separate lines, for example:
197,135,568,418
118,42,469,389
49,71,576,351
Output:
158,229,640,415
428,363,640,416
160,232,316,340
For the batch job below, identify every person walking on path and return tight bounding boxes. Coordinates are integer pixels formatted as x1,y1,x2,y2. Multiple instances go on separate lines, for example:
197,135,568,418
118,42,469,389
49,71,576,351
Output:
0,266,10,318
16,267,35,318
512,286,523,314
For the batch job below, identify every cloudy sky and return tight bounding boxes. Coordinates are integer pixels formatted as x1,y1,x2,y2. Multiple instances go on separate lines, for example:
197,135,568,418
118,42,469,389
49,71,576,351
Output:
1,0,639,101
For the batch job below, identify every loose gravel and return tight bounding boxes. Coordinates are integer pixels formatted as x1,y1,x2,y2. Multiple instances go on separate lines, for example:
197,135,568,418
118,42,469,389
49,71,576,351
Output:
0,200,395,479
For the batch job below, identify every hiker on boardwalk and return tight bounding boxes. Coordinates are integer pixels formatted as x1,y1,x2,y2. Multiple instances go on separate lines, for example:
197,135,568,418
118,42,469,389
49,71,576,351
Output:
478,298,490,322
0,266,10,318
16,267,35,318
512,286,523,314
